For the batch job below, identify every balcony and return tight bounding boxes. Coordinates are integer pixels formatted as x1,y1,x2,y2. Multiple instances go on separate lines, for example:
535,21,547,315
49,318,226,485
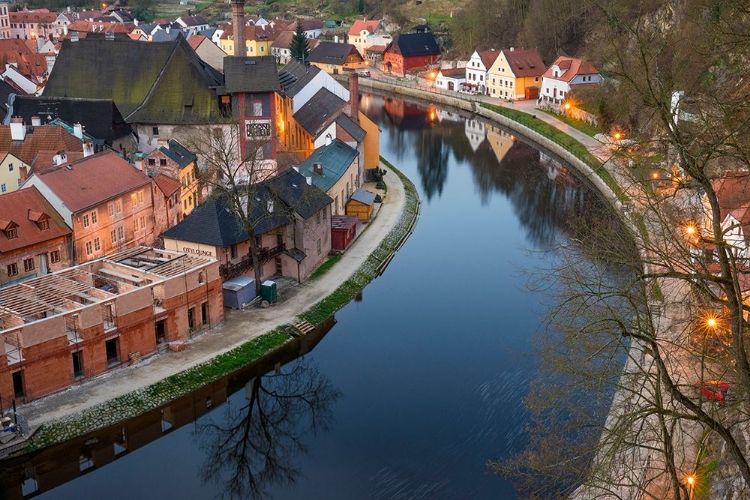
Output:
219,244,285,280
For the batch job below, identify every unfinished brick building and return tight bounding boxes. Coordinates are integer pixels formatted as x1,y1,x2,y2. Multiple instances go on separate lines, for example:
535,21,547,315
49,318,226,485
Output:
0,247,224,403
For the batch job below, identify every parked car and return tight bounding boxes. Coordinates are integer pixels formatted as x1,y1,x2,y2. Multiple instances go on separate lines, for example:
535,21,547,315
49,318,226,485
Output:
695,380,730,402
357,70,370,77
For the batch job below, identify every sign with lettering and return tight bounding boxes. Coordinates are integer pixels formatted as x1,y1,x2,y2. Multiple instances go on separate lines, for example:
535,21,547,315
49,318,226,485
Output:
246,119,271,140
182,247,214,257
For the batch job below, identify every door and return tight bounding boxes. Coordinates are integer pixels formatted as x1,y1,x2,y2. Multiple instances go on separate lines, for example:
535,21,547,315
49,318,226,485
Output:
155,320,166,344
12,371,24,398
39,253,48,276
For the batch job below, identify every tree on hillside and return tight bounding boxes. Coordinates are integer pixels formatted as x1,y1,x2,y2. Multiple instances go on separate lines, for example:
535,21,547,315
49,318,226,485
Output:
491,1,750,498
289,21,310,62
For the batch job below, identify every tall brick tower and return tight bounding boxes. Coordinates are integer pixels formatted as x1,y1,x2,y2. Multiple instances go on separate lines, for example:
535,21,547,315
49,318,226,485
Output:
231,0,245,56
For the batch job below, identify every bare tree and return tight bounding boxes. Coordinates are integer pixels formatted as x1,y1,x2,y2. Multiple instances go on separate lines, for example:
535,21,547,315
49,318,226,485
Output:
492,2,750,498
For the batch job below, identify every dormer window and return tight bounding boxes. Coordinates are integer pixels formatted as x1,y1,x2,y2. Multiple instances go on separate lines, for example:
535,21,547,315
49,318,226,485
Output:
5,227,16,239
39,219,49,230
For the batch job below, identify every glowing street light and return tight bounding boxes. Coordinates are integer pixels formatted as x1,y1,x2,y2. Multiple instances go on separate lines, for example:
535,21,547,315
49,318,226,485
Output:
613,131,623,141
706,317,717,329
686,474,696,499
564,102,571,111
652,172,659,180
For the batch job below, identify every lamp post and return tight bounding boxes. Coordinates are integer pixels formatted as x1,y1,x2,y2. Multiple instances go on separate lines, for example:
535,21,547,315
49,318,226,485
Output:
686,474,695,499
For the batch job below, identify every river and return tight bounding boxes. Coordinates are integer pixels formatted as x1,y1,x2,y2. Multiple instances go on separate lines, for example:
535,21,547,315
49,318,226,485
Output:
4,94,614,499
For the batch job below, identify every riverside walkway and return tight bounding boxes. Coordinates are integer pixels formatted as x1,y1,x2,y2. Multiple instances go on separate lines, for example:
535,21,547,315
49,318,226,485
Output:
20,162,407,431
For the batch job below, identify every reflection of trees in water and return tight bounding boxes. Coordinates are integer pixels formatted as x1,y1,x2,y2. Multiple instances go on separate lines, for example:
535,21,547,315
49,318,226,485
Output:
197,358,341,500
415,128,450,201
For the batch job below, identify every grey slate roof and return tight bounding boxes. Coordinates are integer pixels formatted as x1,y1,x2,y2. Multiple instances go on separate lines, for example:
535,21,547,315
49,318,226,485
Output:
296,138,358,193
223,56,280,94
44,36,227,125
10,96,132,144
278,60,321,98
389,32,440,57
307,41,358,66
159,139,196,169
350,188,376,205
293,87,346,137
151,28,187,42
335,113,365,142
162,168,332,246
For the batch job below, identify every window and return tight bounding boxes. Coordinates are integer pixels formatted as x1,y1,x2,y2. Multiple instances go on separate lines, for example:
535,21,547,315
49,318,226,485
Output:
94,237,100,251
91,210,97,224
230,244,237,259
83,214,90,227
116,199,122,213
117,226,124,240
108,202,115,217
6,227,16,239
86,241,93,255
50,250,60,263
131,193,137,206
23,258,34,272
7,263,17,276
133,218,140,232
111,229,117,244
72,351,83,378
252,101,263,116
39,219,49,230
1,183,6,193
160,158,167,166
17,179,20,187
137,190,143,204
152,126,159,136
316,211,321,224
317,238,321,254
148,158,155,166
8,163,12,171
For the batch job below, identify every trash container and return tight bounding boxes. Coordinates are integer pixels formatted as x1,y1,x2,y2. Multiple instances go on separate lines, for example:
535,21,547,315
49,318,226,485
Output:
261,280,277,304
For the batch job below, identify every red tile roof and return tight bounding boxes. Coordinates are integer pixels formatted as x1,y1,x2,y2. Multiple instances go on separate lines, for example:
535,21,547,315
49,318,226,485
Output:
713,172,750,224
0,124,84,165
501,48,545,78
67,20,131,33
187,34,207,50
0,186,70,253
348,20,380,36
542,56,600,82
477,49,499,69
9,9,57,24
153,173,180,197
31,151,84,174
0,39,48,82
35,150,152,213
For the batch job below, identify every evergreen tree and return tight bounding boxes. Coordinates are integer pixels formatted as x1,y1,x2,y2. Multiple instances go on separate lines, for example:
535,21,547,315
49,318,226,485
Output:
289,22,310,62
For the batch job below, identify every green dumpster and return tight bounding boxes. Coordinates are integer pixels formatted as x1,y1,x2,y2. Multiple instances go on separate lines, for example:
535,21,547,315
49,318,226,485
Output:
261,280,277,303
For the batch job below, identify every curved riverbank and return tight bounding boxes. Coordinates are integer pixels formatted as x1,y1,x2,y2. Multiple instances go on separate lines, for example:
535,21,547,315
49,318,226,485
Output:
11,160,420,454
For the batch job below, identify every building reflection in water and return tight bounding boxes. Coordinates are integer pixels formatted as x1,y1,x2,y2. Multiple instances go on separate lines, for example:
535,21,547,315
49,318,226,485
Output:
0,316,339,500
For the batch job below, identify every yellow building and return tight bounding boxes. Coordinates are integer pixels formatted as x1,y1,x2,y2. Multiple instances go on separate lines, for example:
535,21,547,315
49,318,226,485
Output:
358,111,380,169
487,48,545,101
0,152,28,194
219,24,277,57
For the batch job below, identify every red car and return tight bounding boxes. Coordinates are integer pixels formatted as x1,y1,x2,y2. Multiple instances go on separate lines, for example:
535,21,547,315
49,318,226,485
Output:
696,380,730,402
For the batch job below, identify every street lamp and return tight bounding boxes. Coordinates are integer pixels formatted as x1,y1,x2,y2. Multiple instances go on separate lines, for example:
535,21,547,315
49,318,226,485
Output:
686,474,696,499
613,131,623,141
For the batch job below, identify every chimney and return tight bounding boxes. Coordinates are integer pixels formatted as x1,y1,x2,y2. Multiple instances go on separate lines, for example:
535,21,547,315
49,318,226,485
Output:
71,31,79,42
52,150,67,166
83,140,94,157
510,47,514,51
349,73,359,125
73,122,83,139
231,0,246,56
63,24,68,36
19,165,28,183
135,157,144,171
31,116,41,126
165,25,170,34
313,162,323,175
334,35,338,43
9,117,25,141
267,200,274,212
306,175,312,185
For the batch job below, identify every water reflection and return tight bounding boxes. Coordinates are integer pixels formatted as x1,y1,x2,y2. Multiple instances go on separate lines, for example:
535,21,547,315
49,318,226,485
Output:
361,92,599,249
197,358,341,500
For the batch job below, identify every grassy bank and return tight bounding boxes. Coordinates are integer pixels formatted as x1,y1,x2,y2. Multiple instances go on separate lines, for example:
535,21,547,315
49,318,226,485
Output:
481,103,627,202
301,157,418,325
25,159,420,452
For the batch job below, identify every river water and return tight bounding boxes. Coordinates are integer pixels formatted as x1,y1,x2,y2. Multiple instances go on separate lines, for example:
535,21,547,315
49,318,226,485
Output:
6,94,613,499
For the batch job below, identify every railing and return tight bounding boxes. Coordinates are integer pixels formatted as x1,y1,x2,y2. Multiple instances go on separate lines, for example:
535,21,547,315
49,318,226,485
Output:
219,244,285,279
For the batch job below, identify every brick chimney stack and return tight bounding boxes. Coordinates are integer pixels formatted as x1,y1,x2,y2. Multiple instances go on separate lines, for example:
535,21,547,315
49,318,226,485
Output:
349,73,359,125
231,0,246,57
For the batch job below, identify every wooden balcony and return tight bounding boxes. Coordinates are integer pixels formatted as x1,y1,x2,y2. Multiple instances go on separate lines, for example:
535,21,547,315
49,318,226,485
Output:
219,244,285,280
